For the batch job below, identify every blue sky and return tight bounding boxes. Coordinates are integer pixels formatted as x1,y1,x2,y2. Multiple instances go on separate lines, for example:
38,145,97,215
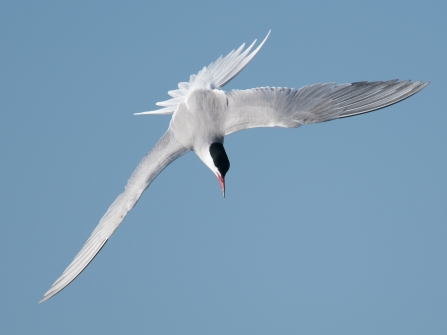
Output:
1,0,446,334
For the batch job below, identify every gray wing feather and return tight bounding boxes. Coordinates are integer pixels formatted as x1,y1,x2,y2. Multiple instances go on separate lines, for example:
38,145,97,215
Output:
40,130,189,303
224,80,429,135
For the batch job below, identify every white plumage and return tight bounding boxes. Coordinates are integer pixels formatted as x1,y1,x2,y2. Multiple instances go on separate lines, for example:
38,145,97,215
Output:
40,31,428,303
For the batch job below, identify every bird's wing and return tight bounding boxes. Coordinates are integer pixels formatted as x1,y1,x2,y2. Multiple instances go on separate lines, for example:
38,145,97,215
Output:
135,31,270,116
40,130,189,303
223,80,429,135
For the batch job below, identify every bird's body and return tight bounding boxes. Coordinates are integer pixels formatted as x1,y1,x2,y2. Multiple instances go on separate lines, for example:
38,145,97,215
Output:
173,89,227,153
40,32,429,303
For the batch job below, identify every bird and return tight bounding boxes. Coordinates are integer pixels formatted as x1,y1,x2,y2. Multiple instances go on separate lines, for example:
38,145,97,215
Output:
40,31,429,303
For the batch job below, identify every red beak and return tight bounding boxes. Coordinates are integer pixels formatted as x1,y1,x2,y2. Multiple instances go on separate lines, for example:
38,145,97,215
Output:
217,174,225,198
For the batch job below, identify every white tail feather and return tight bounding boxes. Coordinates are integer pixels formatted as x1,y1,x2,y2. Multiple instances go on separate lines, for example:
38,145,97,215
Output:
135,31,271,116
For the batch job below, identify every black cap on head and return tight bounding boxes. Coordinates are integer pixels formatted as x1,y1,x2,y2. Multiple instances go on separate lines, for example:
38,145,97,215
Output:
209,143,230,177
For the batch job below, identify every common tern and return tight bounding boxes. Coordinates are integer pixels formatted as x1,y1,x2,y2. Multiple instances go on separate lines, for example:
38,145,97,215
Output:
40,31,429,303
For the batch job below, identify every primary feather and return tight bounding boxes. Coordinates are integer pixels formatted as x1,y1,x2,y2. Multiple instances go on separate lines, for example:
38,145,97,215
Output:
40,131,189,303
223,80,429,134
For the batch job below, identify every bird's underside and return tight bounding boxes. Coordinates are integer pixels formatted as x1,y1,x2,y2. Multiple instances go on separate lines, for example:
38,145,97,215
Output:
40,31,428,303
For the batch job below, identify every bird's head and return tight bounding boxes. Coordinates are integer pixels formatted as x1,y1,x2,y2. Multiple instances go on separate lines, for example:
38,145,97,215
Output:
198,142,230,197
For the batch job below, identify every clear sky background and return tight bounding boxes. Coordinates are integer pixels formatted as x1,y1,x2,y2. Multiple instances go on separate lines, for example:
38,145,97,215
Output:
1,1,446,334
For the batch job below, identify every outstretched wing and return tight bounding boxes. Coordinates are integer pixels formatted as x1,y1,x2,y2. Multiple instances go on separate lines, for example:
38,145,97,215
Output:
40,130,189,303
135,31,270,116
224,80,429,135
